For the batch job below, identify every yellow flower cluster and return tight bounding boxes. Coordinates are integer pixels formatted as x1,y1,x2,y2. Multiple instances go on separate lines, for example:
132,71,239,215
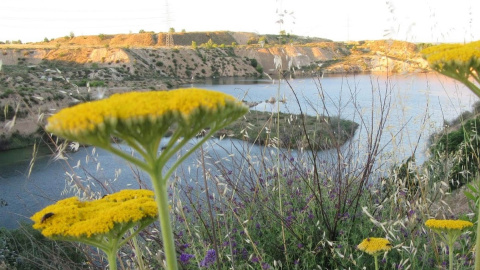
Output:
425,219,473,231
357,237,392,256
421,41,480,97
31,189,157,238
46,88,248,144
422,41,480,66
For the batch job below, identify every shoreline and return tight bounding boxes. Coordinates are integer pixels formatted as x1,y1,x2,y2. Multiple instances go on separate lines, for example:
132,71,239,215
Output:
0,108,359,153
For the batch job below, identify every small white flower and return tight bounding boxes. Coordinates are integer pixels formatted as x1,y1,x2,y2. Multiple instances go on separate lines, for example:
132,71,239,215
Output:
69,142,80,152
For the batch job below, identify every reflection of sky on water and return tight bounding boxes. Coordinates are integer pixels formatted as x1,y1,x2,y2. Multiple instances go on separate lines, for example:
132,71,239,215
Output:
193,73,476,159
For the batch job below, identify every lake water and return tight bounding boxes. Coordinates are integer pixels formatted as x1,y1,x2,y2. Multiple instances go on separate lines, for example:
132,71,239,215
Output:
0,73,477,229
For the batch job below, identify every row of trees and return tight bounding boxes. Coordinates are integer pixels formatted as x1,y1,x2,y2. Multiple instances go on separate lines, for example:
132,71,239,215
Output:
0,40,22,45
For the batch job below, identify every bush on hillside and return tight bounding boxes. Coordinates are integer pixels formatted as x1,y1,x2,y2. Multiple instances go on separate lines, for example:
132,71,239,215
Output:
429,114,480,189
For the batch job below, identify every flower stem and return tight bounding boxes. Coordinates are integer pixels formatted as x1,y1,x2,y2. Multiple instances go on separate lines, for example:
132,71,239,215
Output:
374,254,379,270
475,200,480,270
130,228,146,270
448,243,454,270
151,173,178,270
106,246,118,270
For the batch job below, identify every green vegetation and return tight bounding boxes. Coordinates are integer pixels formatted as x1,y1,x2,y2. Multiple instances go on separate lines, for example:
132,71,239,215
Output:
75,79,105,87
216,110,358,150
0,224,87,270
0,130,45,151
428,103,480,189
202,38,216,49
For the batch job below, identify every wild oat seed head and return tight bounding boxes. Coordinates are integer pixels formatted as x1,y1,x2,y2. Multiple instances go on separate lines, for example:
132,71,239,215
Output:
425,219,473,231
45,88,248,144
357,237,392,256
31,189,157,238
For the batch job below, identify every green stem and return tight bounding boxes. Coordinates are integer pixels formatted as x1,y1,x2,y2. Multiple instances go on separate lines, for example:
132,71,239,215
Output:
200,146,221,269
118,220,154,247
107,250,118,270
130,228,146,270
374,254,379,270
119,135,150,158
475,199,480,270
448,243,454,270
105,238,119,270
150,173,178,270
104,144,150,172
162,128,219,182
442,69,480,98
62,237,109,251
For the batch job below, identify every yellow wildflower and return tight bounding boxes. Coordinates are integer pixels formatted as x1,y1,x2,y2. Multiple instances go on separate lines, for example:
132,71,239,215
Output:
422,41,480,66
43,88,248,270
31,189,157,238
425,219,473,231
421,41,480,97
45,88,249,145
425,219,473,270
357,237,392,256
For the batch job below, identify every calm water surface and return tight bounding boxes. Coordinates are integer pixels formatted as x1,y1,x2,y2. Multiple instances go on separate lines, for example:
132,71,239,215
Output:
0,73,477,229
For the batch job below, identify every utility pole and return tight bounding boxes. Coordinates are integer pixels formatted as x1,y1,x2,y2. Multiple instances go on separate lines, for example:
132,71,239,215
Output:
165,0,174,47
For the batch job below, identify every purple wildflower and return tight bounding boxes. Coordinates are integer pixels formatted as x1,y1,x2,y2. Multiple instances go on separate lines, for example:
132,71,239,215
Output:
261,262,271,269
179,253,194,265
200,249,216,268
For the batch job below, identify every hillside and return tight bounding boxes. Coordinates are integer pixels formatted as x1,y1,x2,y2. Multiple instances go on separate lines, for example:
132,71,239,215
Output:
0,31,429,76
0,33,429,91
0,31,430,150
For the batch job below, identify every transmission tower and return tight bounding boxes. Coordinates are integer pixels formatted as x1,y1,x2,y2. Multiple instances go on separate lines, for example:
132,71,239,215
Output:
165,0,174,47
166,31,174,47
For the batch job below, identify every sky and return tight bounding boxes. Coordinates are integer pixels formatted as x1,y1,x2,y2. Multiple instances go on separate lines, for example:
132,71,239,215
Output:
1,0,479,44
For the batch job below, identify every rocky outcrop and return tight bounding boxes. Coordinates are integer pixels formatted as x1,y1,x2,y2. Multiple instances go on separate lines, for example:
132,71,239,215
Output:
234,43,349,75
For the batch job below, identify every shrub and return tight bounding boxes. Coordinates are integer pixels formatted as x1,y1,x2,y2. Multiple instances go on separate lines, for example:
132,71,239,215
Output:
430,115,480,189
250,58,258,68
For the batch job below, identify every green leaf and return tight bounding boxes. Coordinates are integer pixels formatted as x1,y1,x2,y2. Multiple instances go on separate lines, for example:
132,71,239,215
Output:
464,191,476,201
466,183,478,193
